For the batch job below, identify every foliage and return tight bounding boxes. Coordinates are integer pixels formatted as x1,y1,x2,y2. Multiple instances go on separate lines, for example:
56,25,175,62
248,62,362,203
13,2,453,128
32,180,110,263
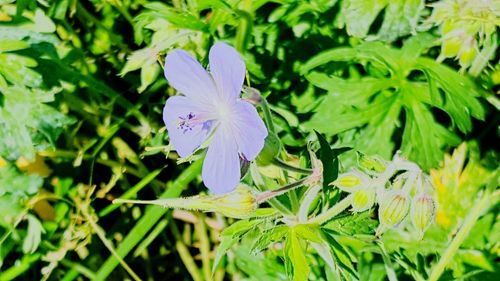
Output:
0,0,498,281
301,34,484,169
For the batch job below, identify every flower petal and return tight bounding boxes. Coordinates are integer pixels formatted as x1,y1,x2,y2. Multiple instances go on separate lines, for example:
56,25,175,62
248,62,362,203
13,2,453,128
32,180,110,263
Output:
209,42,245,101
233,100,268,160
164,50,217,104
202,128,240,194
163,96,213,158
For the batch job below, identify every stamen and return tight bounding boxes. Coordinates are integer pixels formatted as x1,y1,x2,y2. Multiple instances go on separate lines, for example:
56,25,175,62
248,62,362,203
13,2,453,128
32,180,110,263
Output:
176,112,213,134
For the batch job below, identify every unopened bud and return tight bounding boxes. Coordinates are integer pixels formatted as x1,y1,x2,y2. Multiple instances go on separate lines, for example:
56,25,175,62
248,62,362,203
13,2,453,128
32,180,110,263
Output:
256,133,281,165
357,152,387,173
377,191,410,235
202,185,257,219
113,185,257,219
329,171,368,192
411,193,436,238
351,188,376,212
441,29,466,58
458,38,477,67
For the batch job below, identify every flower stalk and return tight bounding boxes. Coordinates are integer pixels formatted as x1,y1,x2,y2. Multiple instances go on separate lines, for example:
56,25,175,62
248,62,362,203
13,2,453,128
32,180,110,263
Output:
308,195,354,225
271,157,313,175
428,190,499,281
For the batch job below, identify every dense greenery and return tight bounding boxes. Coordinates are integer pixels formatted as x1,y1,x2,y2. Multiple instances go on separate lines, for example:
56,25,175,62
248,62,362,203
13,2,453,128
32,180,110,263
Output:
0,0,498,280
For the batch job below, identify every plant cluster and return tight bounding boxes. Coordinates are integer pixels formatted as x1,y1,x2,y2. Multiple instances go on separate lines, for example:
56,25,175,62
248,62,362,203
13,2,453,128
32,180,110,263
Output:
0,0,498,280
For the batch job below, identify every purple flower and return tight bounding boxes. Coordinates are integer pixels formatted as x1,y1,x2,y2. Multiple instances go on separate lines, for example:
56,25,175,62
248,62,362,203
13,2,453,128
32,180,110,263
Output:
163,42,268,194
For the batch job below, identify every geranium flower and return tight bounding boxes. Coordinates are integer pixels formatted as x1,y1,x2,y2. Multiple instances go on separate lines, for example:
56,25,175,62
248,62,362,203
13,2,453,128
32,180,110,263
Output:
163,42,268,194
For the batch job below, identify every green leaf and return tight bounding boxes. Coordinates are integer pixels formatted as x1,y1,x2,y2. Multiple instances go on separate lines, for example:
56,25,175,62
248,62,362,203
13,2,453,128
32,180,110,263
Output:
401,98,460,170
139,62,160,93
457,250,494,271
143,2,208,32
0,86,74,160
0,39,30,53
284,229,310,281
343,0,388,38
323,211,378,235
302,41,484,169
0,194,24,227
0,26,59,46
416,57,485,131
294,224,323,243
375,0,424,42
314,131,351,188
0,164,42,199
252,225,289,253
234,245,287,281
0,54,42,87
212,219,262,272
342,0,424,42
322,229,358,279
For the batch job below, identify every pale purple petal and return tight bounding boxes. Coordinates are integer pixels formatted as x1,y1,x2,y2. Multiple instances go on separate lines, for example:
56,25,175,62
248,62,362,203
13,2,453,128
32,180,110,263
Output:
202,128,240,194
232,100,268,160
209,42,245,102
164,50,217,104
163,96,213,158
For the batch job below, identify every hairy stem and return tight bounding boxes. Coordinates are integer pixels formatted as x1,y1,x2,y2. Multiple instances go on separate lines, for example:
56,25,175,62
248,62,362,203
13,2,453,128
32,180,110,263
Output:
272,157,313,175
308,195,354,225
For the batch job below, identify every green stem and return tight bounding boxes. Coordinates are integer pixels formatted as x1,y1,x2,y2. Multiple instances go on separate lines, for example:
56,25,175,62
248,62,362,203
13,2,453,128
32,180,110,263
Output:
377,241,399,281
249,164,292,215
428,190,499,281
255,176,310,203
60,259,97,280
272,157,313,174
235,0,253,53
259,95,276,134
170,223,203,281
112,197,202,210
308,195,354,225
109,0,134,26
196,213,212,281
0,254,41,281
133,219,169,258
81,204,142,281
99,168,164,216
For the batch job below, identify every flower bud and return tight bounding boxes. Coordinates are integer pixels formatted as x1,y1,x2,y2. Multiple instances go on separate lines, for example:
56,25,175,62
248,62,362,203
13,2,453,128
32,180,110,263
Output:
411,193,436,237
256,133,281,165
357,152,386,173
351,188,376,212
113,185,258,219
202,185,257,219
442,36,462,58
329,171,368,193
458,37,477,67
377,191,410,234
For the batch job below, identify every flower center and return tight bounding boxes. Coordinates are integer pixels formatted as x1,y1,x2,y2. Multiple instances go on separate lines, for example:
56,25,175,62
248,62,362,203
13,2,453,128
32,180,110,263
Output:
216,103,233,122
177,112,212,134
